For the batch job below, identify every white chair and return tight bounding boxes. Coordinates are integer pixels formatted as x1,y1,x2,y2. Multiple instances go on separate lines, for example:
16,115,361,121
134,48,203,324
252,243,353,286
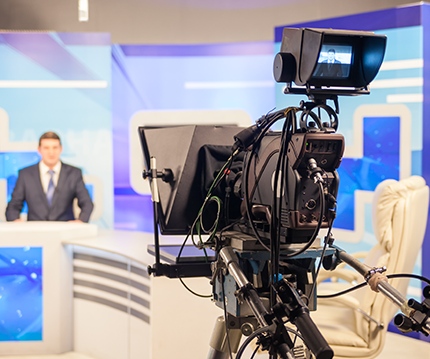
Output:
311,176,429,359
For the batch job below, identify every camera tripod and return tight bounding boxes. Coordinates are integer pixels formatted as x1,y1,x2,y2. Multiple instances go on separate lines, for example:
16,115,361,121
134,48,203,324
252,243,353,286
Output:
207,239,334,359
206,239,430,359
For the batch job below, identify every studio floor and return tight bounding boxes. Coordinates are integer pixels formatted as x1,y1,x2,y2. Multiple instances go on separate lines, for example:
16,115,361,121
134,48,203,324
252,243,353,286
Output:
0,332,429,359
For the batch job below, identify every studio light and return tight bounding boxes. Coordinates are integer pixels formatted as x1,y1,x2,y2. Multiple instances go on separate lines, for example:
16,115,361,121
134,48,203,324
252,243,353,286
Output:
78,0,89,22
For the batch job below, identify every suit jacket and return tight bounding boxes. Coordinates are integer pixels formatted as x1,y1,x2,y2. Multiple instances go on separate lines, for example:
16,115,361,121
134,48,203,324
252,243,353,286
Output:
314,60,343,77
5,162,94,222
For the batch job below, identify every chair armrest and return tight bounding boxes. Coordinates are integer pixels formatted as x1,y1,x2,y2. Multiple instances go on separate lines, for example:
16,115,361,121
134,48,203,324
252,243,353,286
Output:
317,292,360,308
317,292,384,329
317,268,362,285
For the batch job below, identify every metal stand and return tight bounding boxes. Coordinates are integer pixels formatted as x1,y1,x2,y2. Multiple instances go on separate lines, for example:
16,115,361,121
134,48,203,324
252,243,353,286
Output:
145,156,212,278
207,316,242,359
207,245,333,359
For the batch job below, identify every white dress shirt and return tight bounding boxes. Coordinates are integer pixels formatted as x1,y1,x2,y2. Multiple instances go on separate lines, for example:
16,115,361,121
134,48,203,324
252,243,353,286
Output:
39,161,62,194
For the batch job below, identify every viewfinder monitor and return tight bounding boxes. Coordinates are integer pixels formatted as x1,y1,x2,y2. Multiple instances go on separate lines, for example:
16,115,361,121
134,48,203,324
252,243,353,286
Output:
274,27,386,93
311,44,353,79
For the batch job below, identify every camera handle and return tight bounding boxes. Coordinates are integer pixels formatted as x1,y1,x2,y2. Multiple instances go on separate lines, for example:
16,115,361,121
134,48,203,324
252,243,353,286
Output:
143,157,175,277
143,157,163,276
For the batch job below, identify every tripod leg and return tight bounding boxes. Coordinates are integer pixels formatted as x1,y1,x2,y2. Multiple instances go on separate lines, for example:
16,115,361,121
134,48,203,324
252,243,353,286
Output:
207,316,242,359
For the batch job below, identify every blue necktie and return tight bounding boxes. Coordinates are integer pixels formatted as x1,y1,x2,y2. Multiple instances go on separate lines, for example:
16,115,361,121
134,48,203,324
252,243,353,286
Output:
46,170,55,206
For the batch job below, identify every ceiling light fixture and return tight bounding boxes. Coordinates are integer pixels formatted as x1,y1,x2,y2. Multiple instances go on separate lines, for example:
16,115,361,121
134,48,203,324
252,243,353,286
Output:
79,0,89,22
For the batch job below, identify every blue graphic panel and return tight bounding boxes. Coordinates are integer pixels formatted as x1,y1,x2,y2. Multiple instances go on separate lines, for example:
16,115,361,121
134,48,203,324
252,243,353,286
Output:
0,152,39,179
274,5,429,342
0,152,39,209
336,116,400,230
0,32,113,227
0,247,43,341
273,23,423,237
112,42,275,231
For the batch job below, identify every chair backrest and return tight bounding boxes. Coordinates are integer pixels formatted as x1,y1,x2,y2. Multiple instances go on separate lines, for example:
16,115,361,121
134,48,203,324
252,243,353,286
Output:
354,176,429,349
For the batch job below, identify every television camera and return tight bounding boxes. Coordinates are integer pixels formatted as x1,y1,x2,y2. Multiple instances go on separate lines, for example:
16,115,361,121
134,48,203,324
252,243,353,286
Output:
142,28,429,359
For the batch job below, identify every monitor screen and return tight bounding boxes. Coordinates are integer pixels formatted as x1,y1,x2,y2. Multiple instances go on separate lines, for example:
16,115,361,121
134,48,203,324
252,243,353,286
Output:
311,44,353,80
139,125,242,235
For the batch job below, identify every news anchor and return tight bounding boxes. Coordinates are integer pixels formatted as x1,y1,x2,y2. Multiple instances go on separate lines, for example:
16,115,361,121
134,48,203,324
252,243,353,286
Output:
314,48,343,77
5,131,94,222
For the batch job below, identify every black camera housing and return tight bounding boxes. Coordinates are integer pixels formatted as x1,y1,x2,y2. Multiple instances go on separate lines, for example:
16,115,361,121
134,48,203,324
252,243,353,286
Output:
274,28,386,95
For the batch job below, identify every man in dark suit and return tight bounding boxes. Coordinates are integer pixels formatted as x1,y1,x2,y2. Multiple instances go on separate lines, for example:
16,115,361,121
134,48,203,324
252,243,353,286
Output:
6,131,94,222
314,48,343,78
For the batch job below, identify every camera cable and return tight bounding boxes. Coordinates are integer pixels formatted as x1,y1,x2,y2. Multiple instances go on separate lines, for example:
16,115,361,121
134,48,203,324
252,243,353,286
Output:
317,273,430,299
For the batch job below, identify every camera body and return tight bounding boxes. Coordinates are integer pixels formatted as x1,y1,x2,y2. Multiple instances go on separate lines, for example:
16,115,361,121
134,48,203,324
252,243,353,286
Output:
241,130,344,244
142,27,390,359
210,27,386,322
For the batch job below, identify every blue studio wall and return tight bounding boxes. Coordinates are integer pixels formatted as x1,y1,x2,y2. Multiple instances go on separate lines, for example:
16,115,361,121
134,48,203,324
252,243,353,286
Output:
0,32,113,228
0,32,113,343
1,3,429,345
274,3,430,341
112,42,276,231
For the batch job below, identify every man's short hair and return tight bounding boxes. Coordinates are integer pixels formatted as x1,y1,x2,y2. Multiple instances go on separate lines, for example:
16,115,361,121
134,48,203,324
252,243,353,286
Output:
39,131,62,146
328,48,336,53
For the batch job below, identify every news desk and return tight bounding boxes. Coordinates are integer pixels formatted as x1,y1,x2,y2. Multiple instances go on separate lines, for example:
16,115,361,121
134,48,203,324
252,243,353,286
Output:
0,222,220,359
